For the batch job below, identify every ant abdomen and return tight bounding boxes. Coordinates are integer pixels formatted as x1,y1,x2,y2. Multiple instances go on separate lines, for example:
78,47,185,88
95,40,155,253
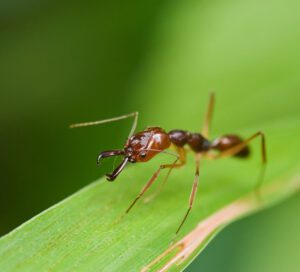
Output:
212,134,250,158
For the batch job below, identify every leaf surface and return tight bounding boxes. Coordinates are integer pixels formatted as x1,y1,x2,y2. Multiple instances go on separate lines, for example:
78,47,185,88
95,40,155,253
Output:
0,118,299,271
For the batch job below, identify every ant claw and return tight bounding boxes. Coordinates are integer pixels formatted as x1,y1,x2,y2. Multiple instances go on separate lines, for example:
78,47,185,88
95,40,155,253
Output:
106,174,115,182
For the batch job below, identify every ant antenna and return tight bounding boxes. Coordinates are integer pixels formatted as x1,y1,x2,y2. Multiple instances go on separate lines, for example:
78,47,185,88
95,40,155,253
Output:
70,111,139,138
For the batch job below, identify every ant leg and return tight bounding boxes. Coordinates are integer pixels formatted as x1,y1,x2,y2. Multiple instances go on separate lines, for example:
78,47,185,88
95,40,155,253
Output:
209,131,267,190
202,92,215,138
176,154,201,234
144,147,186,203
70,111,139,138
125,158,185,214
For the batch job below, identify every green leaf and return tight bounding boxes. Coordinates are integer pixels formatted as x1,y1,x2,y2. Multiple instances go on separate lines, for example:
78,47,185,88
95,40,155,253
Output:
1,0,300,271
0,117,299,271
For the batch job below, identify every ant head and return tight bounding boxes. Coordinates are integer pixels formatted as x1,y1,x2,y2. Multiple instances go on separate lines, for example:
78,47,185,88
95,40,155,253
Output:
97,127,171,181
124,127,171,163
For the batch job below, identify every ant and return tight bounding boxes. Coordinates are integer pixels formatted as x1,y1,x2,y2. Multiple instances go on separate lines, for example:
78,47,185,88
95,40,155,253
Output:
70,93,267,234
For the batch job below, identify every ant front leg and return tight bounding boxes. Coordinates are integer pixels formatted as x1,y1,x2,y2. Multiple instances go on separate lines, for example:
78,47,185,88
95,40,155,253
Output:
125,157,185,214
144,147,186,203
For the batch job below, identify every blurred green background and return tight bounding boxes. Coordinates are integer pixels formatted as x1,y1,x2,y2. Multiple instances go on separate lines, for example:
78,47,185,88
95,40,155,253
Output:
0,0,299,271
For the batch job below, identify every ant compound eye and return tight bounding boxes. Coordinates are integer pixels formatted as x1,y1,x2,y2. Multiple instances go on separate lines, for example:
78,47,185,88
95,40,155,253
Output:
139,151,147,158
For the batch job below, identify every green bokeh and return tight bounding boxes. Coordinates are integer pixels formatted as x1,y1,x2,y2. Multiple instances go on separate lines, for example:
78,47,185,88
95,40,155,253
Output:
0,0,299,271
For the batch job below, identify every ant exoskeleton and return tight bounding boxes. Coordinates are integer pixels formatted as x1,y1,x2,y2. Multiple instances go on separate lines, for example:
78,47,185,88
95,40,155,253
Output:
70,93,267,234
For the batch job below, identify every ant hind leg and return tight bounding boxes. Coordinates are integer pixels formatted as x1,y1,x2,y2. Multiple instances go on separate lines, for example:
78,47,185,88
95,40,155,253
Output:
176,154,201,234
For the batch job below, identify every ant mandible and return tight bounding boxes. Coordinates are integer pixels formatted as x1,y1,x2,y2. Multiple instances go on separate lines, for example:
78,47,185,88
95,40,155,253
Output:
70,93,267,234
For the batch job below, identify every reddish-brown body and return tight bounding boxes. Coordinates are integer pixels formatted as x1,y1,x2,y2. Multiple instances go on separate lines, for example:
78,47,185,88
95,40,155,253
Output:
125,127,249,163
125,127,171,163
98,127,249,181
71,93,266,234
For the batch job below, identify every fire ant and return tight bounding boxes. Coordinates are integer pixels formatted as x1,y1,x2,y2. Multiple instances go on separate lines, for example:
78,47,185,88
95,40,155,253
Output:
70,93,267,234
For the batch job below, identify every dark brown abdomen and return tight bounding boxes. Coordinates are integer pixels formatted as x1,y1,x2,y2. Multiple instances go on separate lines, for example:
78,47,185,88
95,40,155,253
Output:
211,134,250,158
